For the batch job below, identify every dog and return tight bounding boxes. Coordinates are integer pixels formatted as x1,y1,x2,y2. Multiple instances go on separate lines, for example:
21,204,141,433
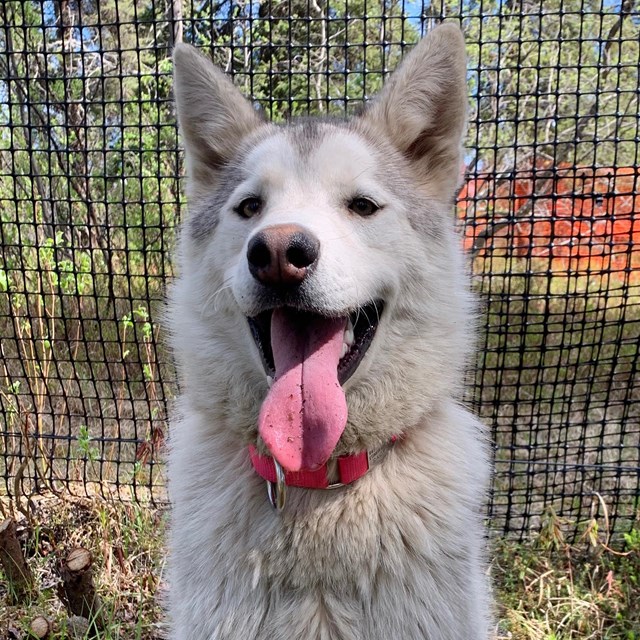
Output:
167,23,492,639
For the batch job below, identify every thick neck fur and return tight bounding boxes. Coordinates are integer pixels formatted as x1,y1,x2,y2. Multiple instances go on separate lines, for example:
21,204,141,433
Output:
168,399,491,640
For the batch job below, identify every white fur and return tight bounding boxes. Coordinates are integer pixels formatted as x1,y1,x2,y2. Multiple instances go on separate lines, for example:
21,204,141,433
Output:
167,23,492,639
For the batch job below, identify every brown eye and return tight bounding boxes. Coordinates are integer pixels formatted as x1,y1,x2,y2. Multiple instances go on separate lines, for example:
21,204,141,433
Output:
236,197,263,218
348,197,379,217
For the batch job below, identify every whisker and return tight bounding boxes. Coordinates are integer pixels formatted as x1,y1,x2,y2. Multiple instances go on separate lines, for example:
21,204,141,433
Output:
201,278,234,316
360,303,373,328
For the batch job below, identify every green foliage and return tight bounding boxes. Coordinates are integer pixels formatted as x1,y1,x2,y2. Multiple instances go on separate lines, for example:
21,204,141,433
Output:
454,0,640,171
1,0,636,310
77,425,100,463
186,0,419,119
624,528,640,554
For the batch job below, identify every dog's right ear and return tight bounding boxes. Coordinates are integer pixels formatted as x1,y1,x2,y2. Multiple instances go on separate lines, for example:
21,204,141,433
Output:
173,44,263,189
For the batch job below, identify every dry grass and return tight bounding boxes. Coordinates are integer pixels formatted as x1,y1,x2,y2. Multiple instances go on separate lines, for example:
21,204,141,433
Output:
493,507,640,639
472,258,640,536
0,492,639,639
1,254,638,637
0,494,166,639
1,246,638,534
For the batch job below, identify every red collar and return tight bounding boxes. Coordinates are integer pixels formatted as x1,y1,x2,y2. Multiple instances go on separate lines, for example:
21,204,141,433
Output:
249,445,370,489
249,436,399,509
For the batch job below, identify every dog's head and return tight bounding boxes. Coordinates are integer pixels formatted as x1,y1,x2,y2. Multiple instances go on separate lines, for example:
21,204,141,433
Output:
170,24,474,471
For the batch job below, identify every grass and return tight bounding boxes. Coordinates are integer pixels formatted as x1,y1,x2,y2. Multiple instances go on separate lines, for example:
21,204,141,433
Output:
0,495,166,639
1,244,638,527
0,494,639,639
471,256,640,536
494,526,640,639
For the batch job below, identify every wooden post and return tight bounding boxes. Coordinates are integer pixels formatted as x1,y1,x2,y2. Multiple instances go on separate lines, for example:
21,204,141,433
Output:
57,548,103,632
0,517,34,603
29,616,51,639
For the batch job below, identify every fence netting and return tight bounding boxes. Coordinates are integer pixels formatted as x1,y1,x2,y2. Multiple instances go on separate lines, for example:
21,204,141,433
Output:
0,0,638,540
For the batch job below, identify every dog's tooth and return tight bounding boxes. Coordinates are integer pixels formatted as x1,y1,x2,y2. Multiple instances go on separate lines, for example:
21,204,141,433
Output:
266,375,273,388
344,326,355,347
340,342,348,359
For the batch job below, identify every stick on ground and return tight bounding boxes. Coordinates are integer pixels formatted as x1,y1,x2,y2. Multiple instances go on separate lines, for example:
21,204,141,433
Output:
0,517,34,603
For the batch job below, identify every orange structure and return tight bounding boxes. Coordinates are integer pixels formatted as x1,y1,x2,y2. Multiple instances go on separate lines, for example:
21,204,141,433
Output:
458,165,640,278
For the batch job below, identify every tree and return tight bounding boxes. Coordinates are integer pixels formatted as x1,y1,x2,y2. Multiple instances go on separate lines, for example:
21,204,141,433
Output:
449,0,640,252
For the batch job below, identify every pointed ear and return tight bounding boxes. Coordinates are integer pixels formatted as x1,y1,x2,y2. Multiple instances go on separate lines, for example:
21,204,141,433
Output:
173,43,263,190
361,23,468,201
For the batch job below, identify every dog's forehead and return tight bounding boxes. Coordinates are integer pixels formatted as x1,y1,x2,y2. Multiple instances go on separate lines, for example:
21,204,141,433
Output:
244,123,377,188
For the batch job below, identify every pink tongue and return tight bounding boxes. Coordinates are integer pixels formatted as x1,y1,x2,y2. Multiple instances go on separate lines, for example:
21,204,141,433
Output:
258,308,348,472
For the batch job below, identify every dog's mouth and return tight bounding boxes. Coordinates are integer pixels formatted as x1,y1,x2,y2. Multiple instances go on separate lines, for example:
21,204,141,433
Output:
247,300,384,385
247,300,384,472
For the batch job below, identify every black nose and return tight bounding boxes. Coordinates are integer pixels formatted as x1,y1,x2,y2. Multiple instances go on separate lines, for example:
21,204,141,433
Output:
247,224,320,286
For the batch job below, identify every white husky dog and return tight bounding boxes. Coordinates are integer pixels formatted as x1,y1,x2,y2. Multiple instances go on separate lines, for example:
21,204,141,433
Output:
167,23,491,640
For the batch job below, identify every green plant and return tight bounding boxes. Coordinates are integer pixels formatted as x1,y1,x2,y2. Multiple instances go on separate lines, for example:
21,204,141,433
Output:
76,426,100,464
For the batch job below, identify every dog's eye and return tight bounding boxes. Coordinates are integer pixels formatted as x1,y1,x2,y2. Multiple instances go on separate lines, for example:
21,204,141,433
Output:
235,197,263,219
348,197,379,217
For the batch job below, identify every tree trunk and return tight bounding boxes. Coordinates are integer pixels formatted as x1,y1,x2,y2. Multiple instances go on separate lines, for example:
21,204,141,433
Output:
57,548,103,633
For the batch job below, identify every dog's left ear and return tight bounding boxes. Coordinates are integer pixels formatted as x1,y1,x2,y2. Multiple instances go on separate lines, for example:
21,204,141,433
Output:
361,23,468,201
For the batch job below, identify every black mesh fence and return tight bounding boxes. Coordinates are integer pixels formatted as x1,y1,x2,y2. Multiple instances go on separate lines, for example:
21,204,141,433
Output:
0,0,638,540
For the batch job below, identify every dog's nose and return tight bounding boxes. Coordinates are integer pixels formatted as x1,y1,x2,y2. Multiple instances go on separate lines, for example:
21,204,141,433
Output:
247,224,320,286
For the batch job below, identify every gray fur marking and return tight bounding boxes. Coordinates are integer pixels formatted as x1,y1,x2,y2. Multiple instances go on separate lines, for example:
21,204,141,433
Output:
187,165,245,240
